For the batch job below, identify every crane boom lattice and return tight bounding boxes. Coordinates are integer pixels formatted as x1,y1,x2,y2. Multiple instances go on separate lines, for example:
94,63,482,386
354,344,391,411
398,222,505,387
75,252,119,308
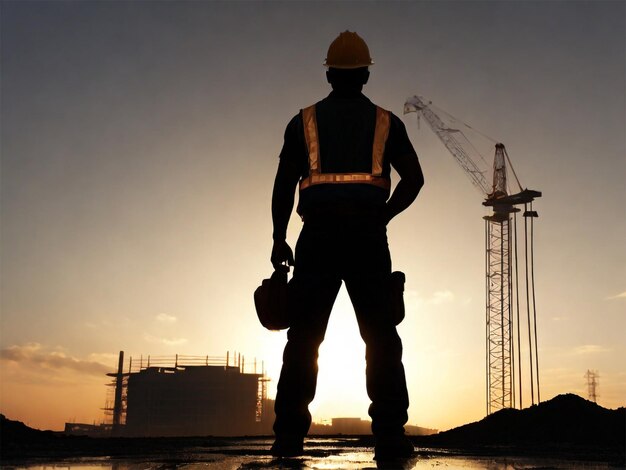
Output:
404,96,491,195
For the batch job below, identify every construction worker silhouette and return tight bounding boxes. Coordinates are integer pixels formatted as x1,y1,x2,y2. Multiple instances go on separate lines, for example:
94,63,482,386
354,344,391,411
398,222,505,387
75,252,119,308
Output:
270,31,424,460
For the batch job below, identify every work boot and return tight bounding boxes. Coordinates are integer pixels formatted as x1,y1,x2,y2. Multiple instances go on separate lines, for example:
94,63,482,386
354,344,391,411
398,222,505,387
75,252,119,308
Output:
373,434,414,460
270,435,304,457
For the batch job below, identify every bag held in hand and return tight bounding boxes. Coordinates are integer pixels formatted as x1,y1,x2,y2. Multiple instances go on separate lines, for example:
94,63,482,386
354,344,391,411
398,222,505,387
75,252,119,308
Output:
254,268,290,331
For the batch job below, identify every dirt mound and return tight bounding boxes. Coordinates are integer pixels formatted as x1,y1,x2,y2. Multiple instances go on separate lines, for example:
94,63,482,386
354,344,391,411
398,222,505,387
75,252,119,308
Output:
414,394,625,462
1,414,56,441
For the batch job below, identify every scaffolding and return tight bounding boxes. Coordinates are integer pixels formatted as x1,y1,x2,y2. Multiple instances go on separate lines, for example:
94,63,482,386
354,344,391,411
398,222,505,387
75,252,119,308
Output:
103,351,272,437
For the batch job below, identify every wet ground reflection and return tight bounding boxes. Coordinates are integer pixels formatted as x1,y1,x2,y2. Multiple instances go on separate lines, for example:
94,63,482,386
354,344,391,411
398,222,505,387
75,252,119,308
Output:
13,453,618,470
9,437,619,470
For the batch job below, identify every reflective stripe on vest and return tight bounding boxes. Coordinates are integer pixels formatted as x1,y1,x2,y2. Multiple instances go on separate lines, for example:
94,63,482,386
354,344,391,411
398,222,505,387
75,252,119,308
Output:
300,104,391,191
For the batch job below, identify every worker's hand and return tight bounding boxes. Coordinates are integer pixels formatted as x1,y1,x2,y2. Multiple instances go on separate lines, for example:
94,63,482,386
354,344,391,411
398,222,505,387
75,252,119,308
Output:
271,240,294,272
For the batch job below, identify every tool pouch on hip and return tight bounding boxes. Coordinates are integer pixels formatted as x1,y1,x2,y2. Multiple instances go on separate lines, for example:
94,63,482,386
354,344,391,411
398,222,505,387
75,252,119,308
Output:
390,271,406,325
254,267,291,331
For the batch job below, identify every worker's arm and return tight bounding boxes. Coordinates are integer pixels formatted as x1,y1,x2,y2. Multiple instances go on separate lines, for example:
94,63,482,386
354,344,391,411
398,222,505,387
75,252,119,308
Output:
385,151,424,223
270,156,300,269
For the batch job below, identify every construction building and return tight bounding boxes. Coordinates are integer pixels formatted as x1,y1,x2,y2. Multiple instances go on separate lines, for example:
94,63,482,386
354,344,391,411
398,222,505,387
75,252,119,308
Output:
65,350,437,438
101,351,274,437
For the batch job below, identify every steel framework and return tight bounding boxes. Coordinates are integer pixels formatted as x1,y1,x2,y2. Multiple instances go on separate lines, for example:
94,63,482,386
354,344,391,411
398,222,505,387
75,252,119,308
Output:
485,215,514,413
585,370,599,403
404,95,541,415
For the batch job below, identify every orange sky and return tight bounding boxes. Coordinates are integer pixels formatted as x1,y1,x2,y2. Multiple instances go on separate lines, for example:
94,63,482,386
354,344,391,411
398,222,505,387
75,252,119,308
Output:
1,1,624,432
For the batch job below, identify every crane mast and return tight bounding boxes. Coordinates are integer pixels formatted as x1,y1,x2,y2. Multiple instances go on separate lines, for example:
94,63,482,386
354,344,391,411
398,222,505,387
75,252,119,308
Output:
404,95,542,415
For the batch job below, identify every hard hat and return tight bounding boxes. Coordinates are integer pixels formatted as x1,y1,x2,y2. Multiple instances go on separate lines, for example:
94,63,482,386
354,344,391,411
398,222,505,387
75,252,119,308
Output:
254,268,291,331
324,31,374,69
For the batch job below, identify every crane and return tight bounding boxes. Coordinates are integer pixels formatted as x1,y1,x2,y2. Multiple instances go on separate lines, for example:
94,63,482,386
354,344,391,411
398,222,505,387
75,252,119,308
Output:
404,95,542,414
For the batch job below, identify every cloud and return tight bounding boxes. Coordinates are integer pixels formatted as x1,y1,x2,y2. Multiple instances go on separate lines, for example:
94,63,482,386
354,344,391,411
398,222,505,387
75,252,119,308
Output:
87,352,120,365
573,344,610,355
156,313,177,323
161,337,187,346
405,289,456,309
143,334,187,346
607,291,626,300
0,343,111,377
430,290,455,305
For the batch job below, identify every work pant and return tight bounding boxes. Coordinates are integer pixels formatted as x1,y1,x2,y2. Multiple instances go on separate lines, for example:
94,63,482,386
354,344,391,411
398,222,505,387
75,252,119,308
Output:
273,215,409,438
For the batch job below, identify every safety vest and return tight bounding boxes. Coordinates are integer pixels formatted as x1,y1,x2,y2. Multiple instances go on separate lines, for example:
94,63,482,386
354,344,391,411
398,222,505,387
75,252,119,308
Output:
299,104,392,191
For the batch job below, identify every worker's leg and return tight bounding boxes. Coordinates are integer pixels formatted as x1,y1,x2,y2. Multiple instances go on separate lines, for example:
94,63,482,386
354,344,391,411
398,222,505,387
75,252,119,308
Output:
273,226,342,440
343,230,409,438
355,305,409,437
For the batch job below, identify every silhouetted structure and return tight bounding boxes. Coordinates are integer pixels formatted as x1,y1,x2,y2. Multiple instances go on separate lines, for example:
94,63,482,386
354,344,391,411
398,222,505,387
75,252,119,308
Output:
585,370,599,403
111,351,125,435
405,96,542,414
102,351,273,437
64,422,112,437
309,418,436,436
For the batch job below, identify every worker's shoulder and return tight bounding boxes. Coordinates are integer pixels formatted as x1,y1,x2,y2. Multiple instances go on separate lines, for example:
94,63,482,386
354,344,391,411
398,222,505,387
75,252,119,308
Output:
367,103,405,125
300,96,328,110
388,110,407,128
284,111,303,130
375,108,409,136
